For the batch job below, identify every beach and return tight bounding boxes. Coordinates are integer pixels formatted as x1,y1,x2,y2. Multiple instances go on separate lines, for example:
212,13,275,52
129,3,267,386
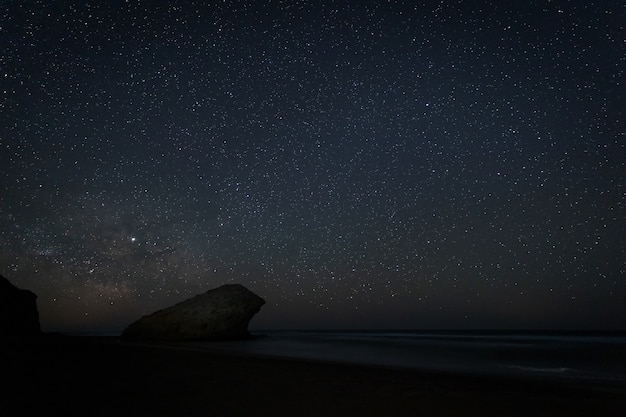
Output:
5,335,625,417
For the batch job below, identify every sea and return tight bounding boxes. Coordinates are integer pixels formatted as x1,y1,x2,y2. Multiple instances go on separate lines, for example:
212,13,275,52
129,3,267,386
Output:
185,330,626,385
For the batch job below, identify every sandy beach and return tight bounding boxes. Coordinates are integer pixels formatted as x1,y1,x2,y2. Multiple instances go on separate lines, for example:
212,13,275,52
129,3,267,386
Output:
4,335,625,417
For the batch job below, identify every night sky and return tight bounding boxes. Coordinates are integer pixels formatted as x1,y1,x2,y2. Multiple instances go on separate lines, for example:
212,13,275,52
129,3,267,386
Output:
1,1,624,332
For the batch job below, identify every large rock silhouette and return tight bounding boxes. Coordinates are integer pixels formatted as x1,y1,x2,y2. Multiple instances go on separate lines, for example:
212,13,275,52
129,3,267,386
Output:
0,275,41,338
122,284,265,341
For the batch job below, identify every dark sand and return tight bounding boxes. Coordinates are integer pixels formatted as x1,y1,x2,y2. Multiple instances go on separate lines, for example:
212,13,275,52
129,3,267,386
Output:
4,335,625,417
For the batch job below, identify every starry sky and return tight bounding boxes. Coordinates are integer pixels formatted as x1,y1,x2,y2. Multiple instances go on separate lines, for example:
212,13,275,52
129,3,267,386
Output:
1,1,624,332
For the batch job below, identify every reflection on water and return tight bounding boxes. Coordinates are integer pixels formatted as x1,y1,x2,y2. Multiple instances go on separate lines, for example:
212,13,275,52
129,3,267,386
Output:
186,330,626,384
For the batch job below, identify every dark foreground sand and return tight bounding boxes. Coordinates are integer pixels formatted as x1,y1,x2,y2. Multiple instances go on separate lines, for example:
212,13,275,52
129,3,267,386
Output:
4,335,625,417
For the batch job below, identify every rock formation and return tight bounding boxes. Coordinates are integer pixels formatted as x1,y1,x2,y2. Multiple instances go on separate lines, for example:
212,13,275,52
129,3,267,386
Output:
0,274,41,338
122,284,265,341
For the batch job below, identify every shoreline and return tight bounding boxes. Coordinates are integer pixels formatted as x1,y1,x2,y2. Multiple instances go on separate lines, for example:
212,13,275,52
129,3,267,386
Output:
119,337,626,388
5,335,626,416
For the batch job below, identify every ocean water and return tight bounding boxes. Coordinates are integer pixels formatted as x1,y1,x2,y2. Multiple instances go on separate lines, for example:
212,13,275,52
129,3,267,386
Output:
192,330,626,384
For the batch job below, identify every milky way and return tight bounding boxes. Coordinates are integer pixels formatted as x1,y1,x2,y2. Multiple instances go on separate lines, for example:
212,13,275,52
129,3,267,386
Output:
1,1,624,331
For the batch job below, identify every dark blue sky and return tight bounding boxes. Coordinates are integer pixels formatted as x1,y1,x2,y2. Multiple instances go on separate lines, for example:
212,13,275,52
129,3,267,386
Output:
1,1,624,332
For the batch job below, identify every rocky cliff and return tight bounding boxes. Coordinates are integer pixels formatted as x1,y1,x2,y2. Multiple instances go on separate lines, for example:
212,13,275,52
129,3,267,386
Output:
122,284,265,341
0,274,41,338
